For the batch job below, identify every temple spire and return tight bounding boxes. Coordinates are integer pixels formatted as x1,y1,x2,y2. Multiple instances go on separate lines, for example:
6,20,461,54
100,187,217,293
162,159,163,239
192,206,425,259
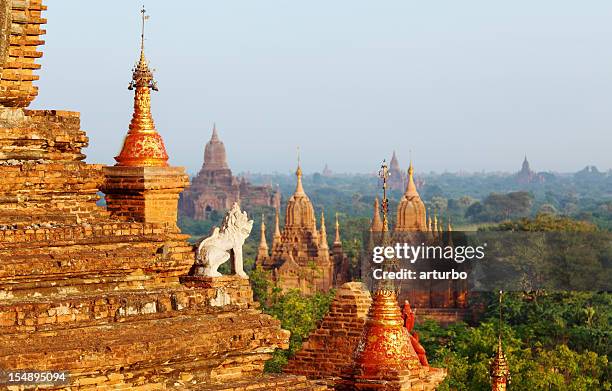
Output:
334,213,341,245
273,208,281,242
211,123,219,141
319,211,329,250
294,147,306,195
370,196,383,232
115,6,168,167
405,160,419,198
258,214,269,258
378,160,390,232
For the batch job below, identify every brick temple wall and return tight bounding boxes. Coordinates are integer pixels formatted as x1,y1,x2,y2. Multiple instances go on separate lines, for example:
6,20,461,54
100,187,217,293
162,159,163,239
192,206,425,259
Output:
0,108,324,390
284,282,372,380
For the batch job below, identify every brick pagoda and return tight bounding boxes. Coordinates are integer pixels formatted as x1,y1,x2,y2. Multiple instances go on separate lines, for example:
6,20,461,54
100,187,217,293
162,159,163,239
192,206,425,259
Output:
255,161,349,295
179,125,281,220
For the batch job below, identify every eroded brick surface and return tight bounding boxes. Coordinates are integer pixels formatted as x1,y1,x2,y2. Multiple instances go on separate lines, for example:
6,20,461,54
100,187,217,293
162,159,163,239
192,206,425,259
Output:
0,108,323,390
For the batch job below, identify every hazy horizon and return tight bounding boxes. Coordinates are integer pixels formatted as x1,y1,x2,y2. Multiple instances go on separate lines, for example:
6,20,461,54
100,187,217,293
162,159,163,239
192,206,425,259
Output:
33,1,612,174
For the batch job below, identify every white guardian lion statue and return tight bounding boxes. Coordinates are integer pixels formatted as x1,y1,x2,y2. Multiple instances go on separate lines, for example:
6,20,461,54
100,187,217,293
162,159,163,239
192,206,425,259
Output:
194,203,253,278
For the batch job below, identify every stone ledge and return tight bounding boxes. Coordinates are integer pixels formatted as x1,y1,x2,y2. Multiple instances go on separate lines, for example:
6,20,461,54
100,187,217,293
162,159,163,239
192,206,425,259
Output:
180,275,250,289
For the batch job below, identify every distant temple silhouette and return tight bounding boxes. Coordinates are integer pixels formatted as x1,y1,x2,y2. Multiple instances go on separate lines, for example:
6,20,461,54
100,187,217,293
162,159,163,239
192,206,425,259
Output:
179,125,281,219
388,151,406,190
516,155,544,184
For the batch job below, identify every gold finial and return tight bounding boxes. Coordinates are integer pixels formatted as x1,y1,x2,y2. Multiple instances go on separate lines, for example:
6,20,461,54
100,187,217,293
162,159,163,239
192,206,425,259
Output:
296,146,303,178
140,6,147,51
378,160,390,232
405,157,419,198
129,6,157,92
115,6,168,167
294,147,305,195
408,149,413,176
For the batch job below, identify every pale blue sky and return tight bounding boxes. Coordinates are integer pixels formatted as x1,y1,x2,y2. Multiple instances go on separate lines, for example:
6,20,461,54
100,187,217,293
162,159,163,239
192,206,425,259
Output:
34,1,612,174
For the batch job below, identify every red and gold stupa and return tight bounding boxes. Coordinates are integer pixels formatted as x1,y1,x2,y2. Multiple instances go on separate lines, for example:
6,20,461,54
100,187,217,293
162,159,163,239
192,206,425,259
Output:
102,7,188,230
353,289,422,376
336,161,446,390
115,7,168,167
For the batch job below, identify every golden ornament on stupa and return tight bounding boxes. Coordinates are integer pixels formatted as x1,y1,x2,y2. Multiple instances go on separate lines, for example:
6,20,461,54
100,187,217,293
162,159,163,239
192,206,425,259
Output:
354,289,421,375
115,7,169,167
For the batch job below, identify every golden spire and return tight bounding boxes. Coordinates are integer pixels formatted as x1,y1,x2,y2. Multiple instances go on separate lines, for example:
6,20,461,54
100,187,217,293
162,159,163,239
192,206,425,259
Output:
404,160,419,198
294,147,306,195
491,290,510,390
319,211,329,249
115,6,169,167
334,212,341,245
427,213,432,232
259,214,268,250
378,160,390,232
447,216,453,232
370,196,383,232
273,208,281,242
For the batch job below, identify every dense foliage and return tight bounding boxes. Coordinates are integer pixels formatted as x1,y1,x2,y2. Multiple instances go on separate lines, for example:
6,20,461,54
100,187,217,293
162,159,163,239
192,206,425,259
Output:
417,291,611,390
249,268,335,373
494,213,598,232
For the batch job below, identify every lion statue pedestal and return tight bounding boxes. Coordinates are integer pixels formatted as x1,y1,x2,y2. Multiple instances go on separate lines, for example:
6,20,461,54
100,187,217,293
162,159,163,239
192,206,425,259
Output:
192,203,253,279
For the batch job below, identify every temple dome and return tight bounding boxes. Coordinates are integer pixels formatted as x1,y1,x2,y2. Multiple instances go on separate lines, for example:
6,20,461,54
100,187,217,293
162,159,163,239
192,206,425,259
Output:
395,162,427,231
203,124,229,170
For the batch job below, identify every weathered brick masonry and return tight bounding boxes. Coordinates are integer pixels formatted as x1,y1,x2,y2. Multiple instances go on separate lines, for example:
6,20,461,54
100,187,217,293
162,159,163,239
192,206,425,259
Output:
0,2,326,389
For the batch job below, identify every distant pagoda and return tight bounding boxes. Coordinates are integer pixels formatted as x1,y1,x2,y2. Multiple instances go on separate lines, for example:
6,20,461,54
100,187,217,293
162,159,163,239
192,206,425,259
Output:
388,150,406,190
179,125,281,219
516,155,544,184
256,158,349,294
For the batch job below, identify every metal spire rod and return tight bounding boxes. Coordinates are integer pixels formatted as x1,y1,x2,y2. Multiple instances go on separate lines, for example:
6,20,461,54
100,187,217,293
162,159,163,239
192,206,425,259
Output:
140,6,148,52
